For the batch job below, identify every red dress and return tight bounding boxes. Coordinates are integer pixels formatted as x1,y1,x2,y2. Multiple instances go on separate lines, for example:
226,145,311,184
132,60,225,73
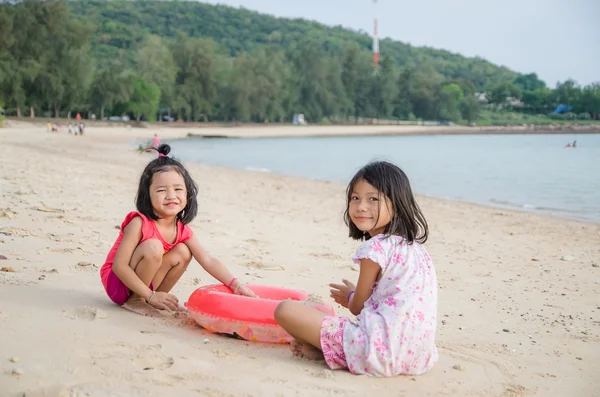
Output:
100,211,194,305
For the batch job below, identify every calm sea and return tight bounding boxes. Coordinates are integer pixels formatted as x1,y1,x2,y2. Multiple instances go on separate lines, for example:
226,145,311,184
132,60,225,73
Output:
166,133,600,223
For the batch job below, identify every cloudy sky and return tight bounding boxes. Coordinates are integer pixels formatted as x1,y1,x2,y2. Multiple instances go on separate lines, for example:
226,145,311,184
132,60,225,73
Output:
202,0,599,87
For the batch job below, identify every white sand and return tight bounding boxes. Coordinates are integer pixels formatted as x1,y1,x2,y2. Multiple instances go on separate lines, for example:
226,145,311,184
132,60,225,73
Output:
0,123,598,397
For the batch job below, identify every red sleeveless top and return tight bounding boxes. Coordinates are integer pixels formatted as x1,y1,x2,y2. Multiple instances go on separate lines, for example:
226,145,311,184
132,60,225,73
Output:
100,211,194,286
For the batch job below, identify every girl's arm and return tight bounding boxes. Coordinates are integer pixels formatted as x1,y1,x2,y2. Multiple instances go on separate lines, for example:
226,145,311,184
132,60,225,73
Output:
330,258,380,316
348,258,381,316
111,217,153,300
185,235,256,297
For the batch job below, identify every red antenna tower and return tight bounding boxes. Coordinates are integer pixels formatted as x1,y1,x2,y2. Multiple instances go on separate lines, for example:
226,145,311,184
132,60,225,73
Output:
372,0,380,68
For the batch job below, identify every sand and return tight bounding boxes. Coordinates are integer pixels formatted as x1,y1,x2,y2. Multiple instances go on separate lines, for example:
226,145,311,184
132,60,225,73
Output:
0,123,598,397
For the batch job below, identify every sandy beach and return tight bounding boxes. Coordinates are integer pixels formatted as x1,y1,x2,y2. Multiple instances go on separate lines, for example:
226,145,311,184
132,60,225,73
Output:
1,123,599,397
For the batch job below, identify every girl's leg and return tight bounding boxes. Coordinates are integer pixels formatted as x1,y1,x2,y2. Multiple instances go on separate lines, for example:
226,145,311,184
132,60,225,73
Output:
151,243,192,293
274,300,327,360
122,239,165,317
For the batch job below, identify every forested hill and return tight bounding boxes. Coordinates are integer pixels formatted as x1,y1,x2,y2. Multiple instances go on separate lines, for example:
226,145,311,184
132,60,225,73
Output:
68,0,518,89
11,0,588,124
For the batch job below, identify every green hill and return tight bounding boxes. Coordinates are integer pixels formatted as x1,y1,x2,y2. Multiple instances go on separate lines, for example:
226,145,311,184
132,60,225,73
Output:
68,0,518,90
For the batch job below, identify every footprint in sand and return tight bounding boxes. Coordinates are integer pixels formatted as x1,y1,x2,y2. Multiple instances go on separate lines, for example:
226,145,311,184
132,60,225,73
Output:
46,233,73,243
336,263,359,272
132,343,175,371
138,355,175,371
0,227,36,238
0,208,17,219
47,247,75,253
22,383,149,397
74,261,98,272
309,252,345,261
437,342,529,397
213,348,239,359
32,205,67,214
62,306,108,321
47,214,73,223
241,261,285,271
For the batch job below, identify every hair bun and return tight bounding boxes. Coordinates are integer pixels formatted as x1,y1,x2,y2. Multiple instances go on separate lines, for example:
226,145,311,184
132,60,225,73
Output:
157,143,171,157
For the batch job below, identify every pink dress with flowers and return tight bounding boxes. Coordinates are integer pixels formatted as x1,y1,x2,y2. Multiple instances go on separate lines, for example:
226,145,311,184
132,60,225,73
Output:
319,234,438,377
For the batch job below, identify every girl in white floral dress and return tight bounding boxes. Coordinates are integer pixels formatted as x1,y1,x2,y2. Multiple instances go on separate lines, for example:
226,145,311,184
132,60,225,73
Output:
275,161,438,377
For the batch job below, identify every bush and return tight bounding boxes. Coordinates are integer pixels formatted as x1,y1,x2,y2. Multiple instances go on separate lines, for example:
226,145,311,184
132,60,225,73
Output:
578,112,591,120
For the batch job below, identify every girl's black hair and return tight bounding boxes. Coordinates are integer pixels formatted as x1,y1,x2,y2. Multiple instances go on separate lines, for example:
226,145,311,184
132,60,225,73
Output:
135,144,198,224
343,161,429,244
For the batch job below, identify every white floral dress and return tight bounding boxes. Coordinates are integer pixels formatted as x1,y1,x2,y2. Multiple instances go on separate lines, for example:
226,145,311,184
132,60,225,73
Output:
320,234,439,377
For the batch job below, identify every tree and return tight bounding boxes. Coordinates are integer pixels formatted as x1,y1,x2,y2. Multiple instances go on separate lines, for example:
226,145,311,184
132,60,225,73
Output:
127,76,160,122
0,4,14,85
410,65,444,120
340,43,360,120
286,39,337,122
580,83,600,119
135,35,177,118
172,35,217,121
372,56,397,119
490,82,521,106
88,61,134,119
393,65,415,119
38,14,94,118
460,95,480,124
514,73,546,91
4,0,51,117
521,88,555,113
438,83,464,122
555,79,580,108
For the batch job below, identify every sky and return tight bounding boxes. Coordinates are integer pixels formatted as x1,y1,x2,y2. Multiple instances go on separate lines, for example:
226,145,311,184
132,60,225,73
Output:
201,0,599,87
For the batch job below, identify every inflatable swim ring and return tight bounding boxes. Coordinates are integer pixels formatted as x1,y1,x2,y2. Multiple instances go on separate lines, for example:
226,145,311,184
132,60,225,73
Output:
185,284,336,343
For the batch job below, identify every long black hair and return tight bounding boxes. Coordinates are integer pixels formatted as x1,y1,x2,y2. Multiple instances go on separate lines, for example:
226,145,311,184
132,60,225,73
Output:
135,144,198,224
343,161,428,244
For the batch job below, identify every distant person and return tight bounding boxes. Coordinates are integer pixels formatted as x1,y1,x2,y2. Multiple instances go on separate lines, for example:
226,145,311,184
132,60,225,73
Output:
573,140,577,148
152,134,160,149
100,144,257,317
274,161,438,377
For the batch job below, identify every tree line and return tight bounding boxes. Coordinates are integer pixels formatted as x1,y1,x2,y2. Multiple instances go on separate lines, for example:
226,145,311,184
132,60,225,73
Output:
0,0,598,124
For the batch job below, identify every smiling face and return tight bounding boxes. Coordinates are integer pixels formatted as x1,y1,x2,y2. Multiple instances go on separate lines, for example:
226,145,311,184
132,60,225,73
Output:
149,170,187,219
348,179,393,237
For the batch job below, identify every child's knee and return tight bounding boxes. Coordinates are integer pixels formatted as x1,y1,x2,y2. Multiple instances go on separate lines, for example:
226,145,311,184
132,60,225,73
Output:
179,243,193,264
173,243,192,267
140,239,164,263
274,300,294,324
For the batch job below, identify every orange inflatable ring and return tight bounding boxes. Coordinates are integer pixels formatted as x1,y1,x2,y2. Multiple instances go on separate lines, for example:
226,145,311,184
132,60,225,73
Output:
185,284,336,344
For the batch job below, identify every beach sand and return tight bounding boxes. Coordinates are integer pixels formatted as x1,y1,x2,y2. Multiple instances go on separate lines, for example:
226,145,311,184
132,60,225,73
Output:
1,123,598,397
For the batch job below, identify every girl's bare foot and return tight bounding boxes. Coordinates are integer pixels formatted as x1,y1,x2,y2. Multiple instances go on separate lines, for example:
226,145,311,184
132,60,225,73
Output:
122,296,164,317
290,339,324,361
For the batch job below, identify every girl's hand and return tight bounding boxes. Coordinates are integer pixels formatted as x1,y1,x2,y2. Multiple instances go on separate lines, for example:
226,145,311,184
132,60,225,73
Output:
234,283,258,298
147,291,180,312
329,279,356,308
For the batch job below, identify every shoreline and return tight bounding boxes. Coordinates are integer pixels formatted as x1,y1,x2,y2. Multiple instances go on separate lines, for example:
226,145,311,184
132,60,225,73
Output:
5,119,600,139
185,124,600,139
